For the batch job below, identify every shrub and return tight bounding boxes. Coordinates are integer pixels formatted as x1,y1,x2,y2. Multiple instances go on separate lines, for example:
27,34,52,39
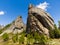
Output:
19,34,25,44
26,31,48,45
27,34,34,45
49,29,55,38
33,32,40,42
2,33,9,41
49,24,60,38
54,24,60,38
33,32,47,45
12,33,18,43
0,30,2,34
54,29,60,38
39,34,48,45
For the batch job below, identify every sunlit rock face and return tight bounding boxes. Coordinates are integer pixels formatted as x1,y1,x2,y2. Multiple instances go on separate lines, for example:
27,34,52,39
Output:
15,16,24,29
12,16,25,34
3,16,26,34
0,16,26,36
26,4,54,36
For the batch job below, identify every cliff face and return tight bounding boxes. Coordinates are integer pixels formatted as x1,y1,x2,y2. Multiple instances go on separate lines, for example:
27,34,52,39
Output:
26,4,54,36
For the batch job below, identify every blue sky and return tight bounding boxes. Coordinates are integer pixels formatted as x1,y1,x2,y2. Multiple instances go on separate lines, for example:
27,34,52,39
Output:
0,0,60,26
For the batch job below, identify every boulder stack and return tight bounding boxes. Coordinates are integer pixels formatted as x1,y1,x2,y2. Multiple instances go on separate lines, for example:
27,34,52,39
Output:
26,4,54,36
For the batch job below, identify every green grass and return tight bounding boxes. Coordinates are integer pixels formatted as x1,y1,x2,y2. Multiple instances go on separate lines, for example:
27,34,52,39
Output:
0,33,60,45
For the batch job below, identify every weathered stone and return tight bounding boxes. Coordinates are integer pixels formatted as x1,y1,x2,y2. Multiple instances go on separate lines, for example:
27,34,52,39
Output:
15,16,24,29
12,16,25,34
2,16,26,34
26,4,54,36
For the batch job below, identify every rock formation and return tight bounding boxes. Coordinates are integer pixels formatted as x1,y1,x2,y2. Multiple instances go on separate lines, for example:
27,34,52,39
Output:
12,16,26,34
26,4,54,36
1,16,26,35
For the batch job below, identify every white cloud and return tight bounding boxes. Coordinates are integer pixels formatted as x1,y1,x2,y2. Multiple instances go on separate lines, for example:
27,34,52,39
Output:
36,2,49,11
0,11,5,15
